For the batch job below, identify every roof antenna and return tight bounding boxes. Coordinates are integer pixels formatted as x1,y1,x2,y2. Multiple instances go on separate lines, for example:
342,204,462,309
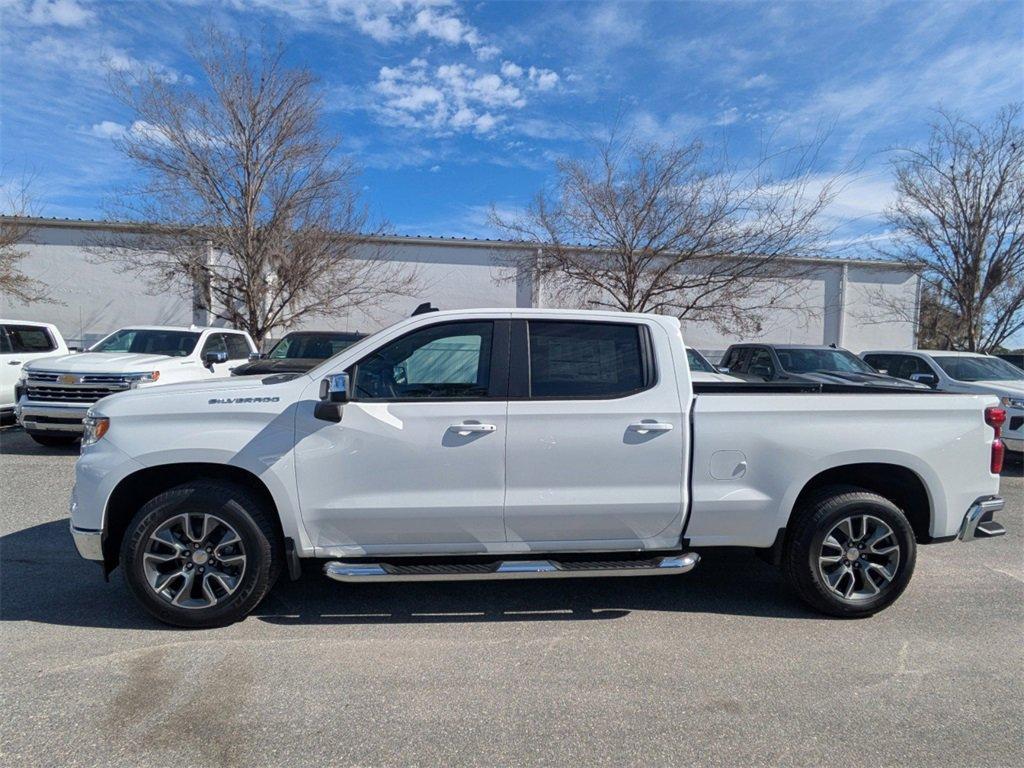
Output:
411,302,439,316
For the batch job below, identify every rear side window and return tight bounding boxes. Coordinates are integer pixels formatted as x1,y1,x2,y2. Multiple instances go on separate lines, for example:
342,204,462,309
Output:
528,321,647,398
224,334,251,360
5,325,56,353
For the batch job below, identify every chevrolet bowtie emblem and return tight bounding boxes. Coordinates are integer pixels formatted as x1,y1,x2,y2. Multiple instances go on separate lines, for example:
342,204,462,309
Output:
58,374,80,385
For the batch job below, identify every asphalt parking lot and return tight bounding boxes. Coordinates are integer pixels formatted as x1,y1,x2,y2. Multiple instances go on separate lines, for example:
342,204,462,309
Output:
1,427,1022,768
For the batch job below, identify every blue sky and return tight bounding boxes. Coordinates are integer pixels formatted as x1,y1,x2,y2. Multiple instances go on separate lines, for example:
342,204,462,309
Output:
1,0,1021,248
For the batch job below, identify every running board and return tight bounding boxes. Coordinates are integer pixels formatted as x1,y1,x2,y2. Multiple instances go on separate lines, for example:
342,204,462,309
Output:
323,553,700,583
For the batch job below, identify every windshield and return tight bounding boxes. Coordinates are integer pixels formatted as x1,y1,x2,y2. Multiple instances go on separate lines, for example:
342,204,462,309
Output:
269,333,362,360
776,348,876,374
685,348,715,373
90,329,200,357
933,355,1024,382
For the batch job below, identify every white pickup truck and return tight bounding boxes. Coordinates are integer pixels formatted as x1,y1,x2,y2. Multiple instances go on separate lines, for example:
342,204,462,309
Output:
69,309,1007,627
17,325,256,446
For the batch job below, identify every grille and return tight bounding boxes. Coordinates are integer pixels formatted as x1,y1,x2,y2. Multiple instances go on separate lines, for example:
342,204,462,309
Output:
25,385,127,403
25,374,131,403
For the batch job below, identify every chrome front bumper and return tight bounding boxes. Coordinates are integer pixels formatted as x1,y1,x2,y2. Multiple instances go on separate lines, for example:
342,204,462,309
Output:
959,496,1007,541
71,522,104,561
17,402,89,433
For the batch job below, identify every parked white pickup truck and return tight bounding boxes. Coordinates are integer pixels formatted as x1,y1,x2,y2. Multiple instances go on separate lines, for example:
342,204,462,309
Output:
17,325,256,446
1,319,69,423
69,309,1007,627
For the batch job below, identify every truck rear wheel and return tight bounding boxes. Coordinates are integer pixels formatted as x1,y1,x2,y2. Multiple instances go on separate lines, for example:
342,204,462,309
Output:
782,486,916,618
120,481,282,628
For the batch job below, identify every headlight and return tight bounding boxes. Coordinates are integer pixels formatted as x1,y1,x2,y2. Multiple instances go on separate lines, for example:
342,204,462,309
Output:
17,367,28,385
81,414,110,447
1000,396,1024,410
128,371,160,389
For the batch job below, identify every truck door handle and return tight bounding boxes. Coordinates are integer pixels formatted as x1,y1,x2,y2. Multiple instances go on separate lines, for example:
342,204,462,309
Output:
8,360,21,365
448,423,497,435
628,422,674,434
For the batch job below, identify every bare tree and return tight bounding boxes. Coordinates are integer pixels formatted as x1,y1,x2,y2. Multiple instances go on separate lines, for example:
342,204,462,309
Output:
99,27,416,344
0,175,47,304
882,104,1024,352
490,131,841,334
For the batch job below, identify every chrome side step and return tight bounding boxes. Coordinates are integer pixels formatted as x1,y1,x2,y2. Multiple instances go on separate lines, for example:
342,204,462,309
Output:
323,553,700,583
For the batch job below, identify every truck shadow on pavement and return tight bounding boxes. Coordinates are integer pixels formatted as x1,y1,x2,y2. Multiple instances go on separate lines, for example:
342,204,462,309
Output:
0,519,820,629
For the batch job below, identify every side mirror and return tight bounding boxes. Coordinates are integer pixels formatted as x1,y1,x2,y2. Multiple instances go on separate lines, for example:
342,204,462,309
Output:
315,373,349,422
204,350,228,369
716,366,730,374
319,372,350,403
910,372,938,388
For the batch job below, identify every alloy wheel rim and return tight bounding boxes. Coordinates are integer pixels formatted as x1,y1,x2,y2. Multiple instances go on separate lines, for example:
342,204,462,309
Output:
817,514,900,601
143,513,247,609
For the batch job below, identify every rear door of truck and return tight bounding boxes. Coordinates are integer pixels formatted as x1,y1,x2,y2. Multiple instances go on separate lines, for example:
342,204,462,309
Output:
502,316,690,547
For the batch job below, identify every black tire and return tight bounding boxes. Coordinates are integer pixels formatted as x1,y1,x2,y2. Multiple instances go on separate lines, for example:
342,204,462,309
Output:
782,485,916,618
27,431,80,447
120,481,282,628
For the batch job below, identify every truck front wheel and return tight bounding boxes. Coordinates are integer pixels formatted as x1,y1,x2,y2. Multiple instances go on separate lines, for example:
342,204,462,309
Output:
783,486,916,618
120,481,282,628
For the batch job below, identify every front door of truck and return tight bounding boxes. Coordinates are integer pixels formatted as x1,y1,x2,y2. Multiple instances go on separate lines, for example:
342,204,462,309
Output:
294,319,510,553
503,319,688,546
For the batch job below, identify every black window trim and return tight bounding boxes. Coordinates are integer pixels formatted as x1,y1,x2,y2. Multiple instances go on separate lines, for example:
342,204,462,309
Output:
347,319,510,403
509,318,657,401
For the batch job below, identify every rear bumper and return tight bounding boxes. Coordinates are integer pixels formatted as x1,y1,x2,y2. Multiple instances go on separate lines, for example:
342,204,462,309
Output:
16,401,88,433
958,496,1007,541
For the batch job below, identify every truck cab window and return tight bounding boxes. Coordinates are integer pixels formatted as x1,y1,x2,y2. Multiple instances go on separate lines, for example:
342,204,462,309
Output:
201,334,228,357
6,325,56,353
748,348,775,378
224,334,251,360
353,322,493,400
528,321,646,398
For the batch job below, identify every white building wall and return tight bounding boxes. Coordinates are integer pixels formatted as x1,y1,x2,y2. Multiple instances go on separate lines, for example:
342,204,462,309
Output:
0,219,920,353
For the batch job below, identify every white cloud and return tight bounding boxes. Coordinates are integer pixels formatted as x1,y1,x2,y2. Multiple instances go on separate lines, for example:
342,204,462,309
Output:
87,120,126,139
741,73,773,89
247,0,500,60
527,66,559,91
26,35,183,82
374,58,526,134
500,61,523,79
4,0,95,27
714,107,740,126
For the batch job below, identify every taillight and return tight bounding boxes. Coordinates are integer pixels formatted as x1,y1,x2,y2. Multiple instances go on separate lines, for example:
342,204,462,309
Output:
985,406,1006,474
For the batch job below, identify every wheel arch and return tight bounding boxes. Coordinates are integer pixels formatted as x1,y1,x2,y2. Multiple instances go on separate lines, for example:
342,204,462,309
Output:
102,463,284,574
788,462,934,543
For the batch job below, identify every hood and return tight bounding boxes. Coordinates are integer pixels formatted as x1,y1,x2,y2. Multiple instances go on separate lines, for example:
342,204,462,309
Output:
231,358,321,376
949,380,1024,397
25,352,194,373
789,370,926,388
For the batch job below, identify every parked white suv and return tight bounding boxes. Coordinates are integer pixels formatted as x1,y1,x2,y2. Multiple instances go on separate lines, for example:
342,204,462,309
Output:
17,325,256,446
1,319,69,423
862,350,1024,454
